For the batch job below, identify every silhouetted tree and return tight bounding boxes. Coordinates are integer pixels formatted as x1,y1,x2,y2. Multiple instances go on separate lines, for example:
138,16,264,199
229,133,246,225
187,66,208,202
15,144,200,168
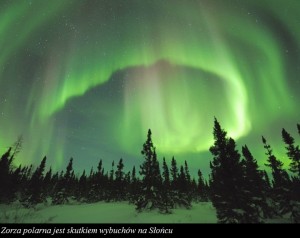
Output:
160,157,173,213
0,148,13,203
170,156,178,190
52,158,74,205
124,171,131,200
91,159,105,201
282,129,300,177
25,156,47,205
197,169,208,201
184,161,191,186
129,166,138,203
210,118,254,223
135,129,162,211
176,165,192,208
281,128,300,222
11,136,23,158
262,136,290,215
241,145,270,220
77,170,87,202
105,161,115,201
43,167,53,197
115,158,125,201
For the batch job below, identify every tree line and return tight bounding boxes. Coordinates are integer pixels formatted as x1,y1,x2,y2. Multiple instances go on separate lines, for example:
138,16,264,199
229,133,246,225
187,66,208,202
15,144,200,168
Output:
0,118,299,223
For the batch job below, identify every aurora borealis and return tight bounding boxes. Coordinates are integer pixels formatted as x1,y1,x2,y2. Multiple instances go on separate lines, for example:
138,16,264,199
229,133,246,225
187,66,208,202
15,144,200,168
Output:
0,0,299,174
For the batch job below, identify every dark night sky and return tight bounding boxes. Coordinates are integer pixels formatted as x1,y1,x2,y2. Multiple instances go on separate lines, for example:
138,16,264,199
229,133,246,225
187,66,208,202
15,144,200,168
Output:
0,0,299,176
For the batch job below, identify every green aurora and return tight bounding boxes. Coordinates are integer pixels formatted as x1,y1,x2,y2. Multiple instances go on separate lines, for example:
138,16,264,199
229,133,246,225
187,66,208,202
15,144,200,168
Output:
0,0,299,174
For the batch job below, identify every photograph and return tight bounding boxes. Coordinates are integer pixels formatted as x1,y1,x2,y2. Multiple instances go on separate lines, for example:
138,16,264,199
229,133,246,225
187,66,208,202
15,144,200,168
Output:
0,0,299,231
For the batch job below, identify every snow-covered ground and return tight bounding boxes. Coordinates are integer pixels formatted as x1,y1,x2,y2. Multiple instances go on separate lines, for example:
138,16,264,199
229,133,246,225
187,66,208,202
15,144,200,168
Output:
0,201,292,223
0,202,217,223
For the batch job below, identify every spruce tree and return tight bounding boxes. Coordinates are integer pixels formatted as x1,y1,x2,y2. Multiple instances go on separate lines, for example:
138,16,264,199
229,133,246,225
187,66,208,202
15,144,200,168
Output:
115,159,124,182
110,161,115,182
11,136,23,158
262,136,290,189
94,159,104,201
77,170,87,202
184,161,191,186
11,165,22,200
190,178,198,201
184,160,193,201
52,158,74,205
241,145,268,220
65,158,75,198
115,158,125,201
262,170,271,191
162,158,170,189
209,118,251,223
135,129,162,211
106,161,115,201
129,166,138,203
197,169,207,201
0,148,13,203
281,128,300,222
282,129,300,177
160,157,173,213
178,165,186,191
124,171,131,200
170,156,178,190
176,165,192,208
65,158,74,182
26,156,47,205
43,167,52,198
262,136,290,215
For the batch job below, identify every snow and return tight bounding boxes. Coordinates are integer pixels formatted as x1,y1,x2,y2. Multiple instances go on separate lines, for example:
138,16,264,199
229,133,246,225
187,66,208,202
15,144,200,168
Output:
0,202,217,223
0,201,293,223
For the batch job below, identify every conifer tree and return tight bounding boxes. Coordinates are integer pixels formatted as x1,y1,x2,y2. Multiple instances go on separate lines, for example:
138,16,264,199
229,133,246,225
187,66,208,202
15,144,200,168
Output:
262,136,290,188
209,118,251,223
262,170,271,191
262,136,290,215
106,161,115,201
43,167,52,198
241,145,269,220
115,158,125,201
178,165,186,192
190,178,198,201
282,129,300,177
65,158,74,182
176,165,192,208
65,158,75,198
197,169,207,201
110,161,115,182
124,171,131,200
11,136,23,158
184,160,191,186
89,159,104,201
115,158,124,182
135,129,162,211
0,148,12,203
129,166,138,203
170,156,178,190
26,156,47,205
52,158,74,205
160,157,173,213
77,170,87,202
281,128,300,222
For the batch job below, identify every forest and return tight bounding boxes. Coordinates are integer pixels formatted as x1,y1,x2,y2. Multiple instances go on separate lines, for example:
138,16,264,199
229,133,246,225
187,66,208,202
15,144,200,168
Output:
0,118,299,223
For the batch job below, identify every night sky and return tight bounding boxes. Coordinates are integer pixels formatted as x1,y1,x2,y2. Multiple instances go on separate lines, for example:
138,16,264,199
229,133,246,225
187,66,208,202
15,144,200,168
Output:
0,0,299,175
